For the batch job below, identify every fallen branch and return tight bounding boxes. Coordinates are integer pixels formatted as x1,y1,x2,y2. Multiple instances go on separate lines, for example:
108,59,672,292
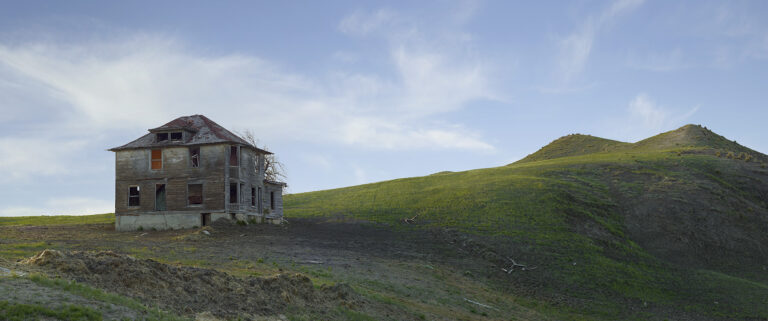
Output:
502,257,536,273
463,298,499,311
402,214,419,224
300,260,323,264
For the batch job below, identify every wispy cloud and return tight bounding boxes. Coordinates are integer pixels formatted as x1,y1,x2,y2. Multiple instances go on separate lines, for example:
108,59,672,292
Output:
558,0,645,81
0,31,497,151
338,9,398,36
628,94,668,132
624,93,699,139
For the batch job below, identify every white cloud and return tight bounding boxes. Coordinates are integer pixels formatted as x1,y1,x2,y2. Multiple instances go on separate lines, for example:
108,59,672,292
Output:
338,9,397,36
628,94,667,132
340,117,494,150
0,32,496,151
0,197,113,216
625,93,699,138
558,0,645,80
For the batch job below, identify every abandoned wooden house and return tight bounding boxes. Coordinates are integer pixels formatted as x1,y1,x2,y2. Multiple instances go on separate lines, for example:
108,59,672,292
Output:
109,114,286,231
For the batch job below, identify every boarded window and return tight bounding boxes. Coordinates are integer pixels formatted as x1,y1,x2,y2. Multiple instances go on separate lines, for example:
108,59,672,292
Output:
155,184,166,211
229,146,239,166
156,133,168,142
190,147,200,168
188,184,203,205
128,186,140,206
251,187,256,206
151,149,162,170
270,191,275,210
229,183,238,204
170,132,183,141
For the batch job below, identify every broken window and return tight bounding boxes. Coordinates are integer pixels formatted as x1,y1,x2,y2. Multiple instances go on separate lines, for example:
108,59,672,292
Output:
190,147,200,168
156,133,168,142
254,155,259,174
270,191,275,210
229,183,238,204
128,186,140,207
188,184,203,205
170,132,183,141
229,146,239,166
155,184,166,211
251,187,256,206
151,149,162,170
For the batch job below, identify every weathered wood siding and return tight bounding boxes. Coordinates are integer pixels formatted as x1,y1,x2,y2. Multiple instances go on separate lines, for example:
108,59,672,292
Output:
115,144,227,214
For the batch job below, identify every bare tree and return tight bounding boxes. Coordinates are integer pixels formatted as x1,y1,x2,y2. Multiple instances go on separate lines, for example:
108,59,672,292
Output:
239,130,287,184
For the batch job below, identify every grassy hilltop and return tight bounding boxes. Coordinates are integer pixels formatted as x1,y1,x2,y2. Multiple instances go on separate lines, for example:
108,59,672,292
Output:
285,124,768,320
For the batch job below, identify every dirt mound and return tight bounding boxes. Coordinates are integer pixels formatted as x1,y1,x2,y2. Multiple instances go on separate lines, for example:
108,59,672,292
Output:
24,250,362,319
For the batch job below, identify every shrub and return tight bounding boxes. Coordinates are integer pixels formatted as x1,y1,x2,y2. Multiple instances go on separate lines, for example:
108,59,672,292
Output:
137,226,144,231
715,151,721,157
236,220,247,226
726,152,735,159
745,154,752,162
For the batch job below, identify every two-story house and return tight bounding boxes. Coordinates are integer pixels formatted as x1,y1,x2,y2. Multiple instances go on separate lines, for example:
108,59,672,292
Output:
109,115,285,231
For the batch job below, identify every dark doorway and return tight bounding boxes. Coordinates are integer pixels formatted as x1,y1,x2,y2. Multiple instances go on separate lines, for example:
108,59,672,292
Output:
155,184,166,211
201,213,211,226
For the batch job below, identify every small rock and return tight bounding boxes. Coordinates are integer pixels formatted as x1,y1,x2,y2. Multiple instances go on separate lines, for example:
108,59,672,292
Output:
202,230,211,235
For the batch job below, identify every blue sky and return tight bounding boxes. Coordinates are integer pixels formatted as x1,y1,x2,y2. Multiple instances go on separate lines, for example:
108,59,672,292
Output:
1,0,766,216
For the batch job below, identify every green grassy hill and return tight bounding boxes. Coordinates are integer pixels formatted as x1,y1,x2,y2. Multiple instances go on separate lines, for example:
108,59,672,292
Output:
285,124,768,320
516,134,630,163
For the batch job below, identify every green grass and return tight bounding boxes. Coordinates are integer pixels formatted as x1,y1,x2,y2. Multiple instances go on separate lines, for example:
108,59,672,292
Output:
0,300,102,321
284,125,768,319
0,242,50,260
0,214,114,227
26,274,187,321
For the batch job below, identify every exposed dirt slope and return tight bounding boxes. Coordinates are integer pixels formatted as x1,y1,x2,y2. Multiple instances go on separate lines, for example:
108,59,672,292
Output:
23,249,361,319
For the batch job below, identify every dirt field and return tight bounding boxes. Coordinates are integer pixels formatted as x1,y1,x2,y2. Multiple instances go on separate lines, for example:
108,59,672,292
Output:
0,218,550,320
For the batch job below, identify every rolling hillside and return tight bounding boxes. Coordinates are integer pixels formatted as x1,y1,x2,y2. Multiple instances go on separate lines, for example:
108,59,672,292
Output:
285,124,768,320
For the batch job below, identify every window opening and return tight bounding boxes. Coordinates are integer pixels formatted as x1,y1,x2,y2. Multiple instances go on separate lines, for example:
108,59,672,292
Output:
190,147,200,168
128,186,140,206
229,183,238,204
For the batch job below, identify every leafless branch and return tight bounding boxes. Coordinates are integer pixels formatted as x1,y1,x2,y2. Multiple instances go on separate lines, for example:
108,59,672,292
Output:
239,130,287,183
